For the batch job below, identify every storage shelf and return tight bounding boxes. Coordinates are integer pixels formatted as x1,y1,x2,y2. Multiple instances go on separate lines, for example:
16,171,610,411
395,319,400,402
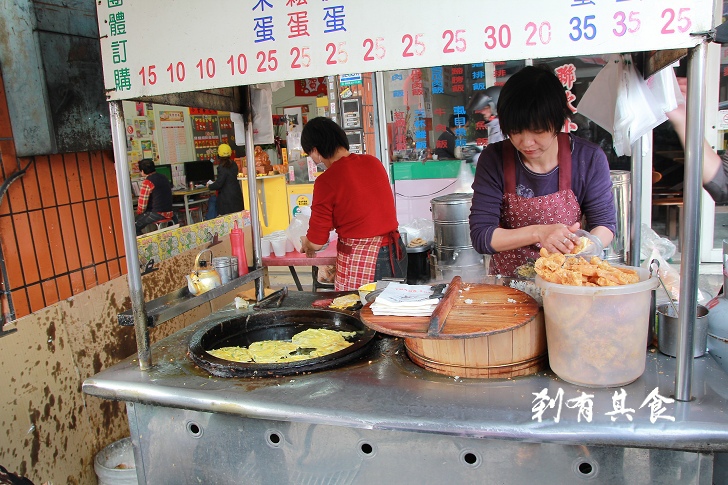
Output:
118,268,265,328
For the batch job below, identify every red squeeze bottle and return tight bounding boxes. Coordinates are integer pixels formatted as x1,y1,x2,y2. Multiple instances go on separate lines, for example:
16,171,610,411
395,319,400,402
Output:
230,221,248,276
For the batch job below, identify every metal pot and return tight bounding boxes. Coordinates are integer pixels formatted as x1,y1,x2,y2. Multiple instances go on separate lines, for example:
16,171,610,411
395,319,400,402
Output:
186,248,222,296
430,193,472,222
657,303,709,358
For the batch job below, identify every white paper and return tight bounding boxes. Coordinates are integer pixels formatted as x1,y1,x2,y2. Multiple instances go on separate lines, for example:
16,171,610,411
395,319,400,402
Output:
230,112,245,147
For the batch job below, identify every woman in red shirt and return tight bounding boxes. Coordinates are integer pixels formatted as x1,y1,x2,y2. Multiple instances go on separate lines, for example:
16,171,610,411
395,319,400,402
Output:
299,117,407,290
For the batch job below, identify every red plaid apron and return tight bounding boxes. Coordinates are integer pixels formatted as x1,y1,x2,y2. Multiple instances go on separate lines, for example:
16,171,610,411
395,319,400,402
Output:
491,133,582,276
335,236,384,291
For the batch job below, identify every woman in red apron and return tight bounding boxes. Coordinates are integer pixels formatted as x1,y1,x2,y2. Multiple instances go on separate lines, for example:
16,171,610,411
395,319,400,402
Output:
299,117,407,290
469,65,617,276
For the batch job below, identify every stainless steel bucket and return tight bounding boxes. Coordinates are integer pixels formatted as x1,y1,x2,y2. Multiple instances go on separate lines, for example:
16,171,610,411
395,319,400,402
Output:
605,170,630,263
430,193,472,222
430,193,484,279
434,246,483,266
657,303,709,358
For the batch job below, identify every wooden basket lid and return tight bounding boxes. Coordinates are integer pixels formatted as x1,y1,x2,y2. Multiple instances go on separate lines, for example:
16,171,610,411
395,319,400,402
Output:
359,282,540,340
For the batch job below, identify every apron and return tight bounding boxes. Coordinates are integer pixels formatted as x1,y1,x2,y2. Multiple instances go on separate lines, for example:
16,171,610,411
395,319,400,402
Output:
336,231,402,291
491,133,582,276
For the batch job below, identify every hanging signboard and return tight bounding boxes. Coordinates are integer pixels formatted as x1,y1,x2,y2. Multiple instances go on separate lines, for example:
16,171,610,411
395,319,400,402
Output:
97,0,713,101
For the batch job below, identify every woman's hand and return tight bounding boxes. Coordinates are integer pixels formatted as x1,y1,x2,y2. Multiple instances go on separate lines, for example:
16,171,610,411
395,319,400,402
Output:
300,236,323,258
534,222,581,254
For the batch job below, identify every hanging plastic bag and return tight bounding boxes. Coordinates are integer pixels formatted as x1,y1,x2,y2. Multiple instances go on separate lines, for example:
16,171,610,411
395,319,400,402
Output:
645,65,683,115
578,54,621,137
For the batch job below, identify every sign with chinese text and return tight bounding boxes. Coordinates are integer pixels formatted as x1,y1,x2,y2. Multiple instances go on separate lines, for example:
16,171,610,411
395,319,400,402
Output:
97,0,713,101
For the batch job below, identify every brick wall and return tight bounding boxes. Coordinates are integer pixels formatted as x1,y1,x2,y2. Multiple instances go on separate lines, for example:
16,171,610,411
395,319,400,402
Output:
0,73,126,320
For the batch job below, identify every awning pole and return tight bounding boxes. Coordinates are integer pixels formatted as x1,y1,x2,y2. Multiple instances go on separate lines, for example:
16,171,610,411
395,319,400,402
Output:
243,86,265,301
109,101,151,370
629,136,644,267
675,41,708,401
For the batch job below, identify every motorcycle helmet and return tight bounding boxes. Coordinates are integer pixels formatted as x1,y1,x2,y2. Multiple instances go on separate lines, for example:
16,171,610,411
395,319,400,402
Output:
467,86,502,116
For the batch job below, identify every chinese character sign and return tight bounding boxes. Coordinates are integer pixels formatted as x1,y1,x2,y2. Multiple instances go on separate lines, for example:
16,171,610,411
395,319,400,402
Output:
96,0,712,100
532,387,674,424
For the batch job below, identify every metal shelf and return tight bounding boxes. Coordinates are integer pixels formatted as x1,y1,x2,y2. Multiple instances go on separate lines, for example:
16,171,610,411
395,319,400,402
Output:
118,268,265,328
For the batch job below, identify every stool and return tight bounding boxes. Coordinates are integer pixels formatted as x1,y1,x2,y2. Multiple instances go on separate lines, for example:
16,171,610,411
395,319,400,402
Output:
652,197,683,249
154,217,175,231
312,265,335,292
175,206,203,226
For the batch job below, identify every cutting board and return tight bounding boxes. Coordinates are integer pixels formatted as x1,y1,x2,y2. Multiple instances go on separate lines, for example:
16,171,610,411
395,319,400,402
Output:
360,283,546,378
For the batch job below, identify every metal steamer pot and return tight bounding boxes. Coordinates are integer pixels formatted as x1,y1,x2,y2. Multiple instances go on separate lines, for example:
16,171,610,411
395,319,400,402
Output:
430,193,484,280
188,309,376,377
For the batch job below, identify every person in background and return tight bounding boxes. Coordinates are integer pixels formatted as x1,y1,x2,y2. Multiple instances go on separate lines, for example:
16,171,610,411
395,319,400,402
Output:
299,117,407,290
135,158,175,235
469,65,616,276
435,114,469,160
665,77,728,203
468,85,504,145
207,143,244,215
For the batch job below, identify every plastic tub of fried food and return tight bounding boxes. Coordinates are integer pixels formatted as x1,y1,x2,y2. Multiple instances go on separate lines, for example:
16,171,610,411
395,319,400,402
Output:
534,250,658,387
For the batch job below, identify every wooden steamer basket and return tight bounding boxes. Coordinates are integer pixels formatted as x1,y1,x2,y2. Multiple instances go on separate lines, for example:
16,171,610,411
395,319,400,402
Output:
359,277,546,378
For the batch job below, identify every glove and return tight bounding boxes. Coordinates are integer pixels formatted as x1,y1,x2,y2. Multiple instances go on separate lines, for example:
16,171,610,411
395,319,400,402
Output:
206,180,213,186
571,229,603,257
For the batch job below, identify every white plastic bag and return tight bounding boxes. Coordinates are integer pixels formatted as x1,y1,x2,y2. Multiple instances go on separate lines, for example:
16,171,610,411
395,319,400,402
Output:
645,66,683,115
579,54,668,157
285,213,310,252
400,218,435,244
454,160,474,194
640,223,676,261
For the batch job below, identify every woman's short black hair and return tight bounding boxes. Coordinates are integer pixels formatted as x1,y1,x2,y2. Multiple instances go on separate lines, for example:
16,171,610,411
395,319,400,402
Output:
138,159,155,175
300,117,349,158
497,65,571,136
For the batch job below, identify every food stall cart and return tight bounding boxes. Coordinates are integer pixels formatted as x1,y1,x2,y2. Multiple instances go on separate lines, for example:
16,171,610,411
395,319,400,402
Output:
85,0,727,482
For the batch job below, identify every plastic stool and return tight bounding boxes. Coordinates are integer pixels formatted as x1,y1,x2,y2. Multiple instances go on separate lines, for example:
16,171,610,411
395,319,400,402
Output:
154,217,175,231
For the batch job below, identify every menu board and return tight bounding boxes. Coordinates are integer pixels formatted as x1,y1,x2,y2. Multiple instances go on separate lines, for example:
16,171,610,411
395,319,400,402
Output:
190,108,237,161
97,0,712,101
159,110,189,164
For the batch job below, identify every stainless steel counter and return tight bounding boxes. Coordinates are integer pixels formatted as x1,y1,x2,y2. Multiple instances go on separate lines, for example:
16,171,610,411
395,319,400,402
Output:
84,292,728,453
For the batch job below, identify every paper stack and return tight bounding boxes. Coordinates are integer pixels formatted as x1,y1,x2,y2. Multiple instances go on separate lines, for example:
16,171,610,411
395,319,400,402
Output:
370,282,443,316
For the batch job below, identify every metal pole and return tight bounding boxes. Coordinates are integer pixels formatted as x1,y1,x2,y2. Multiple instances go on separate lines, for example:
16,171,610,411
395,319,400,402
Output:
374,72,391,181
243,86,265,301
675,42,708,401
629,136,644,267
109,101,151,370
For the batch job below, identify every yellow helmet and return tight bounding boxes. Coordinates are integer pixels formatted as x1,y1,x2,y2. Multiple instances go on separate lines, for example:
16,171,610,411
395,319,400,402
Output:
218,143,232,157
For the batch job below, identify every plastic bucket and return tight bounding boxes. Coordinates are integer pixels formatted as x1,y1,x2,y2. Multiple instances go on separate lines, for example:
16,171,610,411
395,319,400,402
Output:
536,266,658,387
657,303,709,358
94,437,138,485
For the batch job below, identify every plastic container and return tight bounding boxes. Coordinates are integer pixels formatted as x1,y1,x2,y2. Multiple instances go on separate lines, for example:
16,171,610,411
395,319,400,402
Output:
94,437,138,485
535,266,657,387
271,236,287,257
261,237,272,257
657,303,709,358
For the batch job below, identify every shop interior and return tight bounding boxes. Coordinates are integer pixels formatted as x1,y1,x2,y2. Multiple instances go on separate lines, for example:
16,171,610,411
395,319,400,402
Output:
127,57,727,262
